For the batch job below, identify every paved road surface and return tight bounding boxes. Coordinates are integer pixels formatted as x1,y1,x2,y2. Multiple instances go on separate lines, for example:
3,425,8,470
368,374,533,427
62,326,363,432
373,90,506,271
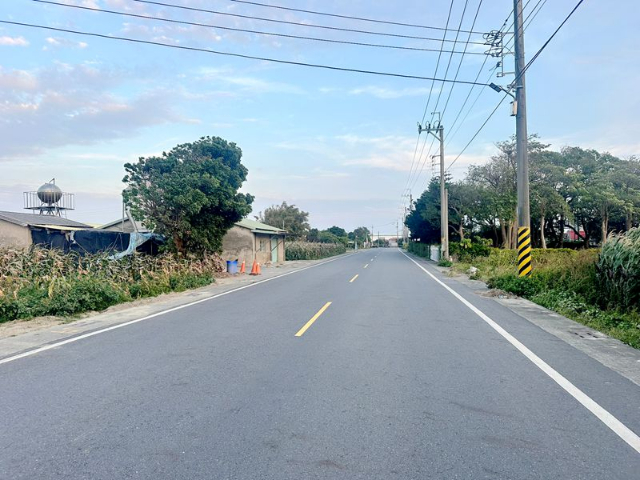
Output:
1,249,639,479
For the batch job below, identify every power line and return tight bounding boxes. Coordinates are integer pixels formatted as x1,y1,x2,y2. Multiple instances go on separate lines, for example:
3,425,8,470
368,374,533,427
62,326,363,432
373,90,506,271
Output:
444,61,497,148
0,20,494,85
131,0,488,45
407,3,513,196
226,0,486,34
31,0,485,55
445,0,585,173
402,0,455,198
411,0,479,192
420,0,456,125
439,0,484,119
524,0,548,31
518,0,585,80
504,0,543,50
446,94,508,171
415,0,485,192
444,1,542,156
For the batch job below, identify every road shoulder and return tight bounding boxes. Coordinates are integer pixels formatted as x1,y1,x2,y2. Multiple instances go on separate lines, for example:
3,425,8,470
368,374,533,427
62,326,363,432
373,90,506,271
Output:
0,255,348,362
407,252,640,388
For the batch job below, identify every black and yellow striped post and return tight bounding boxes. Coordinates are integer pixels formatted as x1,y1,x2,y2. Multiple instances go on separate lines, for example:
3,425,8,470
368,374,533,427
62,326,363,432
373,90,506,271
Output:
517,227,532,277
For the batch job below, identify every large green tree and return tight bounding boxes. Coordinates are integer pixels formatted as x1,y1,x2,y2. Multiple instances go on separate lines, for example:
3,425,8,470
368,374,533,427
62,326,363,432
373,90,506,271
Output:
326,226,347,238
258,202,309,240
123,136,254,254
349,227,371,243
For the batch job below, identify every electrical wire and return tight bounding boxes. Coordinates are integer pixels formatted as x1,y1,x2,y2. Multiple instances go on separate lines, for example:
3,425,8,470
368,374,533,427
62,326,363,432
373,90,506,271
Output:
410,0,480,192
503,0,544,51
439,0,484,118
131,0,488,45
401,0,456,200
518,0,585,80
445,0,585,174
524,0,548,31
443,56,490,145
0,20,494,85
225,0,485,34
31,0,484,55
446,94,508,171
444,0,542,154
445,61,497,149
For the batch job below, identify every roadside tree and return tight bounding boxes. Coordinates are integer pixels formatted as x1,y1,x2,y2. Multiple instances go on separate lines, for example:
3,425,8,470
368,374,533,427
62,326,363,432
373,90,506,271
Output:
259,202,309,240
123,136,253,254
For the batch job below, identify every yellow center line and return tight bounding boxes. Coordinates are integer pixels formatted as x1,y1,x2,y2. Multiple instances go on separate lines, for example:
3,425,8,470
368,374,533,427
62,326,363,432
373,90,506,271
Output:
349,274,359,283
295,302,332,337
364,264,369,269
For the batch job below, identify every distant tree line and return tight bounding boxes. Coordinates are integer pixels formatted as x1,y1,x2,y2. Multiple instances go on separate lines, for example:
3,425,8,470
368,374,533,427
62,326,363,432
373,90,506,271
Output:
258,202,371,246
406,136,640,248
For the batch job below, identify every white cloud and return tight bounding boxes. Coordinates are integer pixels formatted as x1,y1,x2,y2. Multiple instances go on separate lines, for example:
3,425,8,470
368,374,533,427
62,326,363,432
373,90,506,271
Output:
0,64,190,160
197,67,305,95
349,85,435,99
44,37,88,50
0,36,29,47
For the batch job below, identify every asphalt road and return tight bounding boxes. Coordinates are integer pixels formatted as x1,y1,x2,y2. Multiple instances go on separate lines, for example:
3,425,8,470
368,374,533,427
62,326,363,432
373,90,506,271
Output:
1,249,639,479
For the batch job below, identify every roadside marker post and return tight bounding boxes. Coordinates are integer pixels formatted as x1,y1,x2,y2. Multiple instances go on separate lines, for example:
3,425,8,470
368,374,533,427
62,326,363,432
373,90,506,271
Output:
517,227,532,277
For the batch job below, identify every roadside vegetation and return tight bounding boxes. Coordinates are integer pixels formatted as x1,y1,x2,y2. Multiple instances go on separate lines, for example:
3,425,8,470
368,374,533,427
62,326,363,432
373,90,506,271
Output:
406,138,640,249
285,241,346,260
0,247,225,323
409,236,640,349
123,136,254,254
405,136,640,348
259,202,373,259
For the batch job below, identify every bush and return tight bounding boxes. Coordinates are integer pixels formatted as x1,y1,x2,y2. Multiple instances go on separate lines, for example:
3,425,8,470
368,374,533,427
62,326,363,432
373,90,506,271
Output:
0,247,224,323
476,246,639,349
285,241,346,260
597,228,640,311
407,242,432,259
450,238,492,262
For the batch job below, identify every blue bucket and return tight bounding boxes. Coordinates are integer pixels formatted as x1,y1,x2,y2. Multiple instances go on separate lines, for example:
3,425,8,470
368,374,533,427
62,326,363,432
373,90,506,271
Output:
226,260,238,274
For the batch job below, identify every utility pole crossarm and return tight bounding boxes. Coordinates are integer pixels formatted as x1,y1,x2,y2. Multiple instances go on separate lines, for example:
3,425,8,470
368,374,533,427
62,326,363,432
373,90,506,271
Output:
416,119,449,260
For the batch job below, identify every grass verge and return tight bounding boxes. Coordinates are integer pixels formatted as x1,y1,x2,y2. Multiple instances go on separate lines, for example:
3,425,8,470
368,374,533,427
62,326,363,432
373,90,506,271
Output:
430,247,639,349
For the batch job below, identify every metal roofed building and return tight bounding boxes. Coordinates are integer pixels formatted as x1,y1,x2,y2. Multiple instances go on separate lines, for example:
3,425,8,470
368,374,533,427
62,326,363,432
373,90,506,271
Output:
221,218,287,265
0,211,92,248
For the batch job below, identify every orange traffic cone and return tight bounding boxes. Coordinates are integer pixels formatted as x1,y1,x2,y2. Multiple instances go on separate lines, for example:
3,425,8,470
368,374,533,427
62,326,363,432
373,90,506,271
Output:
239,260,246,274
250,260,260,275
256,263,261,275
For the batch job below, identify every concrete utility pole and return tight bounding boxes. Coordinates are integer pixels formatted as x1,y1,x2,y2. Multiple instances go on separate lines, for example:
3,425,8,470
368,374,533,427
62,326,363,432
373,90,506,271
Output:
418,120,448,260
513,0,532,276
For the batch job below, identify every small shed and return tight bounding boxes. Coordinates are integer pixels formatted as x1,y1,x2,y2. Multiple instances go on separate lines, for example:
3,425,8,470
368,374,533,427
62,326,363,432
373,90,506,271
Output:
222,219,286,265
0,211,92,248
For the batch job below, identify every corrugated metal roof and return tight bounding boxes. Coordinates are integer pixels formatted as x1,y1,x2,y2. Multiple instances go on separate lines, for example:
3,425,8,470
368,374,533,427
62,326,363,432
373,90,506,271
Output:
235,218,286,234
0,211,92,228
98,217,149,232
30,224,87,231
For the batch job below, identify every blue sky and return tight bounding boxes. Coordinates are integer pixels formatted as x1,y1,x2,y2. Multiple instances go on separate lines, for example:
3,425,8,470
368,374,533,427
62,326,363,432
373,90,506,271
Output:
0,0,638,232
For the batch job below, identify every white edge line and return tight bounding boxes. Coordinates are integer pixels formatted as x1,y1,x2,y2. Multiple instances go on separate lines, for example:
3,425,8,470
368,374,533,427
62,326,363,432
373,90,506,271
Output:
400,249,640,455
0,254,345,366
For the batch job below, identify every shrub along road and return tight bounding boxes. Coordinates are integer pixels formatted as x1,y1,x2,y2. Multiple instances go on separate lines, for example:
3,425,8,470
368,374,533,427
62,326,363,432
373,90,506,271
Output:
0,249,639,479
